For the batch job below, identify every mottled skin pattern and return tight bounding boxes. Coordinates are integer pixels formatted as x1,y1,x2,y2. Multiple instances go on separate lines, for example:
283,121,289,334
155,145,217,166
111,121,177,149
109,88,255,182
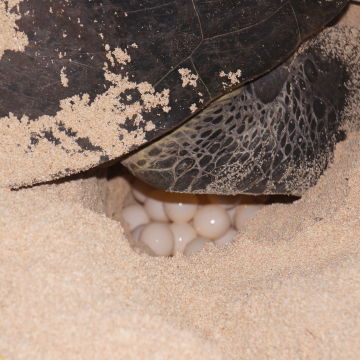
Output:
123,41,349,195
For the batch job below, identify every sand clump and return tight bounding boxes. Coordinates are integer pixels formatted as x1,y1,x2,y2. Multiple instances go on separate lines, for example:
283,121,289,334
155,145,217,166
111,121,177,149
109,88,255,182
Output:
0,0,28,59
0,4,359,360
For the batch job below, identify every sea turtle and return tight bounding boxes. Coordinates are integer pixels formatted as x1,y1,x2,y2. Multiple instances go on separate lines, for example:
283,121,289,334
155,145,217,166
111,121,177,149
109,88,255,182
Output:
0,0,357,194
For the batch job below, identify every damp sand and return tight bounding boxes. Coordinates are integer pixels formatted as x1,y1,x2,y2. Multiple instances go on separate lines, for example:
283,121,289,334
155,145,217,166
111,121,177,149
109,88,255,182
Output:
0,5,360,360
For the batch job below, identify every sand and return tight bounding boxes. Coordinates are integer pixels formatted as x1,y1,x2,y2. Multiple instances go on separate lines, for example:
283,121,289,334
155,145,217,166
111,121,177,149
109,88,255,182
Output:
0,4,359,360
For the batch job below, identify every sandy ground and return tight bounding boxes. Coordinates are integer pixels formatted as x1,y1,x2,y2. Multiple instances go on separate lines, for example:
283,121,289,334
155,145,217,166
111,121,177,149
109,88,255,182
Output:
0,4,359,360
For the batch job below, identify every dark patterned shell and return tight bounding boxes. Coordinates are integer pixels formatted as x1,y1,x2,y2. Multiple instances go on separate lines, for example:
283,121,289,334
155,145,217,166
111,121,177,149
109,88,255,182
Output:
0,0,349,186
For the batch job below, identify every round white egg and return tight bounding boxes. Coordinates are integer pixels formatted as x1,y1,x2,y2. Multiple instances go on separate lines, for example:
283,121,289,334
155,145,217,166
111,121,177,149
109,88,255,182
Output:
214,228,237,247
131,179,154,203
132,187,147,204
227,207,237,226
170,222,197,254
129,225,155,256
164,201,198,223
131,224,145,243
144,196,169,222
235,204,264,231
193,204,231,239
122,204,150,231
184,237,212,256
140,222,174,256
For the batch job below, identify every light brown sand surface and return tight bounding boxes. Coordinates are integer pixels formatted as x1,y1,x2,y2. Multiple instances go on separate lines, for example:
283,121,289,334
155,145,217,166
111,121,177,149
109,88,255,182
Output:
2,130,360,359
0,4,359,360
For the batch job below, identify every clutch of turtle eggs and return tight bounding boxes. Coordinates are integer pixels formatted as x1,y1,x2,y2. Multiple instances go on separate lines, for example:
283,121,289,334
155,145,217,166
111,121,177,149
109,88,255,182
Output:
122,180,267,257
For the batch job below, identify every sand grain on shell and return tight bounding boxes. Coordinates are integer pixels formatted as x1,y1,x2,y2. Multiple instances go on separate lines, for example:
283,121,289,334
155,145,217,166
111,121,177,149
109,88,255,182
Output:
219,69,242,89
178,68,199,88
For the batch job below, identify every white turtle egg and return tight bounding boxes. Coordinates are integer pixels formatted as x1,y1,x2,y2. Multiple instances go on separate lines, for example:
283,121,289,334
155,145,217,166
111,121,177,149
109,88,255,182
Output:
132,187,147,204
207,194,239,209
235,204,265,231
214,228,237,248
131,179,153,203
227,207,237,226
164,200,198,223
140,222,174,256
193,204,231,239
170,222,197,254
128,225,153,256
144,195,169,222
131,224,145,243
122,204,150,231
184,237,212,256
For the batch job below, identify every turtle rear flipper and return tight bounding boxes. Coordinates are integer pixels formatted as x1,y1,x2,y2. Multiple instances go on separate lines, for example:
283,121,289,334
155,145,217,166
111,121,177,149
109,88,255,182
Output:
122,26,358,195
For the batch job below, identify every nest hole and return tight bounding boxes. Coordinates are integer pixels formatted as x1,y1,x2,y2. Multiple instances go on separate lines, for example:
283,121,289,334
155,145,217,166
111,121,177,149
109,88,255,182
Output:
104,163,298,257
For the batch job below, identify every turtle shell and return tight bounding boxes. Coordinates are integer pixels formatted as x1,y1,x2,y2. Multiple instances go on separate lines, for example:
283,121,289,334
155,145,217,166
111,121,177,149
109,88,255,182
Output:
0,0,349,187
